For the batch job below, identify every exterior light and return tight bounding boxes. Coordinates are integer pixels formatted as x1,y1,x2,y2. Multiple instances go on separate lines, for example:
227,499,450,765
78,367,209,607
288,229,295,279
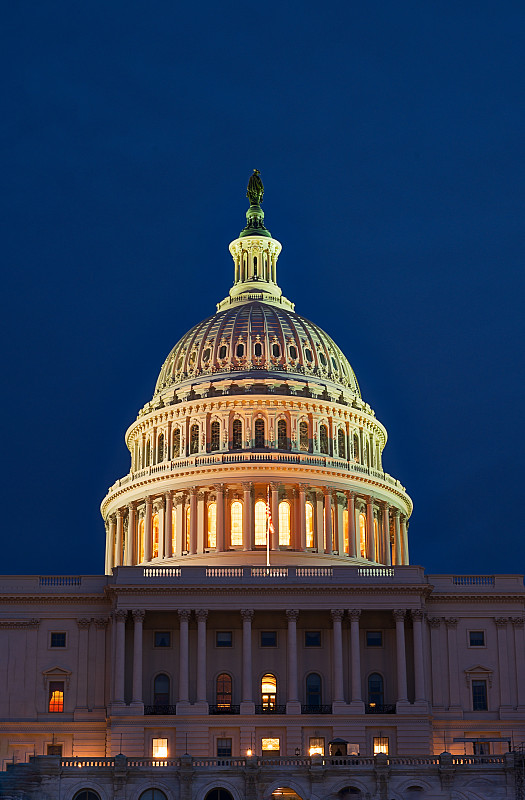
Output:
246,749,252,757
309,746,323,756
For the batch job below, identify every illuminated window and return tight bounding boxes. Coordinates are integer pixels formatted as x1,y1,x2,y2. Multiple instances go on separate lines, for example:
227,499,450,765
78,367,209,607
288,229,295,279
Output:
261,673,277,709
157,433,164,462
139,518,145,562
207,502,217,548
152,513,159,558
373,737,389,755
173,428,181,457
338,429,346,458
50,632,66,648
154,631,170,647
305,673,322,707
472,680,488,710
299,420,309,451
353,433,359,462
152,738,168,758
277,419,288,449
190,423,199,454
374,517,379,562
210,421,220,451
73,792,101,800
305,502,314,548
255,500,267,546
216,673,232,707
261,737,280,754
154,674,170,707
319,424,328,454
232,419,242,449
171,509,176,553
308,737,324,756
217,737,232,757
185,505,191,551
48,682,64,713
230,501,243,546
254,418,265,447
343,509,349,553
139,790,168,800
359,513,366,558
278,501,291,546
368,673,384,708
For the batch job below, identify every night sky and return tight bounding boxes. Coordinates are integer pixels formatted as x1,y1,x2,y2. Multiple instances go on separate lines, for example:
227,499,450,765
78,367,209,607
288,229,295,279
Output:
2,2,524,576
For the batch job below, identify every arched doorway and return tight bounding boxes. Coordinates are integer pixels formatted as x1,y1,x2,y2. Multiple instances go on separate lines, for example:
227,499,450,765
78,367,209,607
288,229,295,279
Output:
204,789,234,800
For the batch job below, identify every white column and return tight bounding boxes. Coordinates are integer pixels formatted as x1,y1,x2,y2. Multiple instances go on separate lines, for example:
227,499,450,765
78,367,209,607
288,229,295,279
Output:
132,609,145,704
298,484,307,551
241,609,254,709
215,484,225,552
394,510,402,565
393,609,408,704
106,516,116,574
270,483,280,549
113,609,127,705
324,488,333,554
401,515,409,564
189,489,197,554
349,609,363,707
164,492,173,558
175,495,184,556
125,504,135,565
115,510,124,567
144,496,153,562
383,503,391,566
76,618,90,709
196,609,208,704
286,610,299,710
331,609,345,705
243,482,253,551
177,609,191,705
346,492,356,557
496,618,511,708
411,609,426,703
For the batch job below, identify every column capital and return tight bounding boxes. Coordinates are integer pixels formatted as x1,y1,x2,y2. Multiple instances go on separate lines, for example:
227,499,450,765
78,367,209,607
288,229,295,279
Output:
174,494,185,507
178,609,192,621
114,609,128,622
241,481,254,491
128,500,137,511
382,501,390,510
77,618,91,629
323,486,334,497
495,617,509,628
197,490,206,501
132,609,146,622
411,609,425,621
298,483,309,493
94,617,109,629
511,617,525,628
348,609,361,620
393,508,400,517
189,487,198,497
444,617,458,629
145,495,153,506
286,609,299,621
365,494,374,505
195,609,209,620
241,608,254,621
331,609,345,620
164,490,174,501
427,617,441,629
116,508,124,518
393,609,406,622
345,490,356,500
214,483,225,493
270,482,281,492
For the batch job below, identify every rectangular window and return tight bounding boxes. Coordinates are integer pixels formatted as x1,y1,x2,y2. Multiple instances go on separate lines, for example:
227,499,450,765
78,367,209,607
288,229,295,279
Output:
154,631,171,648
373,736,389,755
260,630,277,647
366,631,383,647
309,737,325,756
216,631,233,647
261,737,280,755
304,630,321,647
469,630,485,647
217,738,232,757
472,680,488,711
48,682,64,713
152,738,168,758
50,632,66,648
47,744,62,756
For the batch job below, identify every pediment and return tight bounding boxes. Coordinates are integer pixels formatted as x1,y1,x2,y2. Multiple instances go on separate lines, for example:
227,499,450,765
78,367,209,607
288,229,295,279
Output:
42,666,72,688
464,664,493,687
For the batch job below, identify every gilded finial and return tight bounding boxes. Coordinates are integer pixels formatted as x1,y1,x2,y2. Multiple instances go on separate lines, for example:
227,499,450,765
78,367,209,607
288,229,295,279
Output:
247,169,264,206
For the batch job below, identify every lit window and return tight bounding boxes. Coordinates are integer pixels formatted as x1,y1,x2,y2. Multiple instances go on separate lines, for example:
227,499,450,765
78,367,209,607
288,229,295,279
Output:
154,631,171,648
299,420,309,451
472,680,488,711
207,503,217,548
304,630,321,647
185,505,191,551
261,631,277,647
278,501,291,546
217,737,232,757
190,423,199,454
152,738,168,758
171,509,176,553
277,419,288,449
338,429,346,458
373,737,389,755
261,737,280,754
254,500,267,546
373,518,379,561
469,631,485,647
210,421,220,451
230,501,243,546
216,673,232,707
232,419,242,449
216,631,232,647
319,424,329,454
359,513,366,558
152,513,159,558
48,682,64,713
366,631,383,647
308,736,324,756
255,418,265,447
261,674,277,709
50,632,66,648
343,509,349,553
139,518,145,562
305,502,314,548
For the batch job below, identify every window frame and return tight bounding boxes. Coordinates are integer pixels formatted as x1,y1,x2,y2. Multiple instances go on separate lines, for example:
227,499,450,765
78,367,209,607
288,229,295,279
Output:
468,629,486,648
472,679,488,711
260,630,277,648
216,737,232,758
365,630,383,648
48,681,64,713
49,631,67,649
216,631,233,648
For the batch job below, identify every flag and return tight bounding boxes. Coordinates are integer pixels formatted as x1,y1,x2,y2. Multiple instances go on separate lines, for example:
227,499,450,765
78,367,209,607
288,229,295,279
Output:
266,500,275,537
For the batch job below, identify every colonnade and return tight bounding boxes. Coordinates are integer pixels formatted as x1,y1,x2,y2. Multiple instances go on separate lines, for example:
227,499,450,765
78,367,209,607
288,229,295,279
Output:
105,484,410,572
111,607,426,710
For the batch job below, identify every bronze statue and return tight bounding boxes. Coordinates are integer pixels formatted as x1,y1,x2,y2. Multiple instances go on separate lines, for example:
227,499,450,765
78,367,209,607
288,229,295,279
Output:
246,169,264,206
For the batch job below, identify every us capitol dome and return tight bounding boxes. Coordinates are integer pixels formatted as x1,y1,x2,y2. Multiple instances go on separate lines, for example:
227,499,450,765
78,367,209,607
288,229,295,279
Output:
101,170,412,572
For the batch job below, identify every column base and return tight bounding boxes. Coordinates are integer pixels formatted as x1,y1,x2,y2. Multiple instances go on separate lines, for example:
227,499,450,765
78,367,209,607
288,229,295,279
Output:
130,701,145,714
240,701,256,714
348,700,365,714
188,701,209,714
286,701,301,714
176,701,191,714
332,701,350,715
395,699,410,713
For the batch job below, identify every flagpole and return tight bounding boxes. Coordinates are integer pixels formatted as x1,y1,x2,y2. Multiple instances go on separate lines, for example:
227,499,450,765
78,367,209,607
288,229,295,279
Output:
266,485,270,567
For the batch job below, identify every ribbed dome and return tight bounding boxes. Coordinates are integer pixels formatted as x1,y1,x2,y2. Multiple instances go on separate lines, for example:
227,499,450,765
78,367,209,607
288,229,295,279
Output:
154,301,361,398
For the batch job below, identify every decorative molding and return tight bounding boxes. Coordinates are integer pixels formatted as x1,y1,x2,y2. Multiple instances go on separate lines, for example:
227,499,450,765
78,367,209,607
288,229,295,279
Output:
464,664,493,688
411,609,425,621
348,609,361,620
427,617,441,629
132,609,146,622
444,618,458,628
495,617,509,627
0,619,40,629
240,608,254,621
330,609,345,620
114,609,128,622
286,609,299,621
76,618,91,629
195,609,208,620
178,609,191,621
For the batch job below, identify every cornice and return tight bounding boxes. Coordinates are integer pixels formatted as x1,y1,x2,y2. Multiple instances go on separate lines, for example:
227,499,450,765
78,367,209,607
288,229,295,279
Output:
0,596,110,606
0,619,41,628
427,594,525,604
109,585,429,598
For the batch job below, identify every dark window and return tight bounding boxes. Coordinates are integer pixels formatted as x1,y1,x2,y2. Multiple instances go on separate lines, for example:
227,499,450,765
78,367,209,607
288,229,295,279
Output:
305,348,313,362
47,744,62,756
261,630,277,647
299,420,309,451
254,342,262,357
366,631,383,647
232,419,242,449
469,631,485,647
318,352,327,366
139,791,168,800
173,428,181,457
73,792,102,800
157,433,164,462
254,418,265,447
176,356,184,371
205,790,234,800
236,343,244,357
48,681,64,712
145,440,151,465
338,429,346,458
306,673,322,707
331,356,338,370
216,631,232,647
368,673,384,707
304,630,321,647
154,631,171,648
202,347,211,362
210,421,220,451
353,433,359,461
50,632,66,648
216,673,232,707
319,424,329,454
472,680,488,710
154,674,170,706
277,419,288,449
216,738,232,757
190,423,199,454
219,345,227,359
272,343,280,358
289,345,297,359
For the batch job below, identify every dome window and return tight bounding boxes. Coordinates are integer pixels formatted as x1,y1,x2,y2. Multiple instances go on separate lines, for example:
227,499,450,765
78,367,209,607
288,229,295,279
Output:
189,351,196,365
210,421,220,452
177,356,184,371
338,429,346,459
277,419,288,450
230,501,243,545
318,352,327,367
219,345,227,359
319,424,329,455
232,419,242,450
173,429,181,458
236,343,245,357
278,500,291,546
190,424,199,454
299,420,309,451
331,356,338,370
254,342,262,357
272,343,280,358
254,418,265,448
157,433,164,462
202,347,211,362
289,345,298,359
305,348,313,362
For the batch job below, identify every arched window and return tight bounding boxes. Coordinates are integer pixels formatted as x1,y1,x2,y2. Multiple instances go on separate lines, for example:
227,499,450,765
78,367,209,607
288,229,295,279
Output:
299,420,309,451
338,429,346,459
139,790,168,800
152,513,159,559
254,418,265,447
232,419,242,449
185,505,191,552
359,513,366,558
139,518,145,563
230,501,243,546
157,433,164,462
278,501,291,546
255,499,267,546
190,423,199,454
261,673,277,709
277,419,288,449
305,501,314,548
204,790,234,800
305,673,322,707
319,424,329,454
368,673,384,708
216,673,232,707
289,345,298,359
145,440,151,465
236,342,245,358
173,428,181,457
218,344,227,359
154,673,170,706
353,433,359,462
272,343,280,358
254,342,262,357
207,503,217,549
73,792,101,800
210,420,220,451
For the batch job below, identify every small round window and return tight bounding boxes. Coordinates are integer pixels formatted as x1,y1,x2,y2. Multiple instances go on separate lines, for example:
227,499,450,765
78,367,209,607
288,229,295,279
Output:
318,352,327,367
202,348,211,362
272,344,280,358
254,342,262,357
219,345,227,359
236,343,245,357
289,345,298,359
305,348,313,362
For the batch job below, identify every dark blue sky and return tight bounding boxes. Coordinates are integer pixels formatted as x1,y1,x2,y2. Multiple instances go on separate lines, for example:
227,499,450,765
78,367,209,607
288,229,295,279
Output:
2,2,524,575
